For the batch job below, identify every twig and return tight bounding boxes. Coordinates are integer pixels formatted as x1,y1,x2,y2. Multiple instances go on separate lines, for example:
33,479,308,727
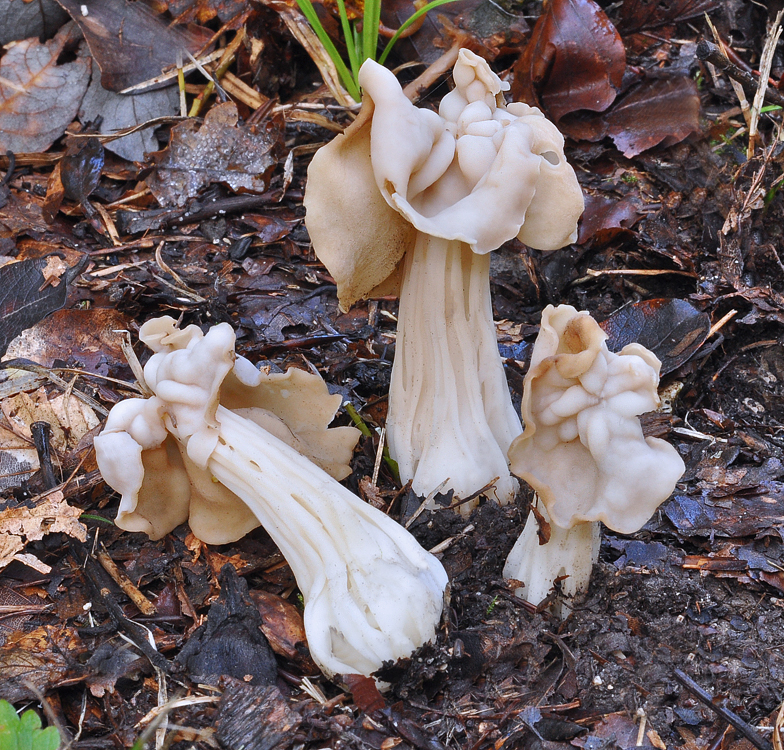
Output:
673,669,772,750
696,40,784,108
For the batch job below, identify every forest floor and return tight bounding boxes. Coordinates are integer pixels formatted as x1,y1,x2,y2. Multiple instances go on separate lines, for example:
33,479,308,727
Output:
1,0,784,748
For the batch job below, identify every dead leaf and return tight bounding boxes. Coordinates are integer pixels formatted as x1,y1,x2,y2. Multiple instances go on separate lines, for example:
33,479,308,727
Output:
4,308,131,373
78,60,179,162
0,23,91,153
147,102,282,207
577,193,641,245
0,190,52,239
0,625,82,701
0,0,69,46
605,77,701,157
249,589,318,673
54,0,212,92
162,0,249,24
0,256,87,358
511,0,625,123
0,490,88,571
599,298,710,374
617,0,719,33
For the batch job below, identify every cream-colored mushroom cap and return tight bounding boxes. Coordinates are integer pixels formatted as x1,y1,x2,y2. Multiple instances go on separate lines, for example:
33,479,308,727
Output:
509,305,685,534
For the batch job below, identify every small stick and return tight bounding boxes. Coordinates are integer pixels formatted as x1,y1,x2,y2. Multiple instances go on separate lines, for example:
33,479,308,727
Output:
696,40,784,107
673,669,772,750
96,543,157,616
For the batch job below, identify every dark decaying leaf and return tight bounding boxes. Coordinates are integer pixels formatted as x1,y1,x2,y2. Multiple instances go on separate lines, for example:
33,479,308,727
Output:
600,298,710,374
54,0,211,92
0,256,87,358
0,23,90,153
511,0,625,123
664,489,784,539
577,193,641,245
343,674,386,713
61,137,104,203
176,564,277,686
0,0,69,46
214,682,301,750
605,77,701,157
616,0,719,33
147,102,282,207
0,637,71,702
78,60,180,163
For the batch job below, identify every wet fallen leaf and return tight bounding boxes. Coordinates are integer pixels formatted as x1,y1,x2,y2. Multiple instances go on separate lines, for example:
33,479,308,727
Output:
0,23,91,153
249,589,318,673
148,102,282,207
600,298,710,374
0,625,82,701
55,0,211,92
0,0,69,45
512,0,625,124
78,61,180,162
617,0,719,33
60,136,104,204
5,308,131,374
0,191,52,240
605,77,702,157
0,256,87,358
577,193,641,245
0,490,88,571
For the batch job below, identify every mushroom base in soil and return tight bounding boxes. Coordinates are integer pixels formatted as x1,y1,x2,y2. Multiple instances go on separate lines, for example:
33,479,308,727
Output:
505,305,685,616
305,49,584,514
94,317,448,680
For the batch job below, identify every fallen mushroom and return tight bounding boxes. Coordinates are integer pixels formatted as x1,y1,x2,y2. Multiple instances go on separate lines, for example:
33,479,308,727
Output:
504,305,685,614
94,317,448,679
305,49,584,514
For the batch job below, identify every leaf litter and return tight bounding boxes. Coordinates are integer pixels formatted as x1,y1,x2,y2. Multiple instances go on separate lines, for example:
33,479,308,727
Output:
0,0,784,748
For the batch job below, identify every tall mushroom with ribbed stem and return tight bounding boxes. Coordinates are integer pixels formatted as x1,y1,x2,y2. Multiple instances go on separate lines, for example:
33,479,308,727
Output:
305,49,584,514
94,317,448,679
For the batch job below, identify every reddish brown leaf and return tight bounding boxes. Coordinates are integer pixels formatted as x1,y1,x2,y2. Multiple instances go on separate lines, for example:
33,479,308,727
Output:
599,298,710,374
0,23,90,153
343,674,386,712
617,0,719,34
577,193,641,245
605,77,701,157
55,0,211,92
511,0,625,123
249,589,318,673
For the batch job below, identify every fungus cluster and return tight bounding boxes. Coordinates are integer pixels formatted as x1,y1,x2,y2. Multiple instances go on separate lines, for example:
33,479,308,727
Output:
94,317,448,679
504,305,685,612
305,49,584,512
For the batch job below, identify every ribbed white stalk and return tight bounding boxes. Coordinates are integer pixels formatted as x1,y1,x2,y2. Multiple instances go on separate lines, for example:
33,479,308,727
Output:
208,406,448,678
387,232,521,514
503,499,600,618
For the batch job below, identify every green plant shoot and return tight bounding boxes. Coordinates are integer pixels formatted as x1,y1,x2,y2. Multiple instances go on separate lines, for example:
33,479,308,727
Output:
0,701,61,750
294,0,460,100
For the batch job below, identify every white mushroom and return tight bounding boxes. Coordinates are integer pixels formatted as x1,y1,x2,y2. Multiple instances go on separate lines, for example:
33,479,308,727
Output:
504,305,685,615
305,49,584,514
95,317,448,679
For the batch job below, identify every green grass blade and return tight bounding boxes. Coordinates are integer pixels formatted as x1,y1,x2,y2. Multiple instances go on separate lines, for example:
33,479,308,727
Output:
295,0,361,99
378,0,461,65
335,0,360,84
362,0,382,64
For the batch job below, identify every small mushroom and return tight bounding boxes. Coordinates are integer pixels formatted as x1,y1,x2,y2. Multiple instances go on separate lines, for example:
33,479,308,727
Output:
305,49,584,513
504,305,685,614
95,317,448,679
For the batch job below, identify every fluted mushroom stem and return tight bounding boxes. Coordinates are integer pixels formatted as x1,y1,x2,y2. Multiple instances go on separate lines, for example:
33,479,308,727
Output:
503,498,600,618
387,231,521,514
207,406,447,678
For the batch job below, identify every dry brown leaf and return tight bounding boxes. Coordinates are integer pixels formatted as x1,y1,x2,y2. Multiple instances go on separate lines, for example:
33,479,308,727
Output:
0,490,87,571
0,23,91,152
